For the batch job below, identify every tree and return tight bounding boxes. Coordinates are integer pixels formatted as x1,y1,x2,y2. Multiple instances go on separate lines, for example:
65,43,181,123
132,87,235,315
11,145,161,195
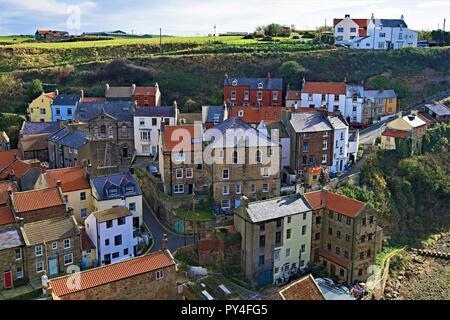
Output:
0,74,22,102
29,79,43,99
278,61,307,89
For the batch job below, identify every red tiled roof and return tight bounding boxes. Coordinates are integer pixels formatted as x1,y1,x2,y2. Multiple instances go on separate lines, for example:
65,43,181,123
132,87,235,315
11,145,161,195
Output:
44,92,57,100
0,181,16,206
0,206,15,226
49,251,175,297
286,90,301,100
163,125,202,152
0,150,21,171
11,187,64,213
228,106,282,124
320,250,348,268
382,129,410,139
277,274,325,300
80,227,96,251
305,190,366,218
133,87,156,96
43,166,90,192
303,82,346,95
0,159,41,180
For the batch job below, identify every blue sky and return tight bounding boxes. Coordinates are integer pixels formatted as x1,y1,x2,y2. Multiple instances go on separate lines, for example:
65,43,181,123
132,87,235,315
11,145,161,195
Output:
0,0,449,35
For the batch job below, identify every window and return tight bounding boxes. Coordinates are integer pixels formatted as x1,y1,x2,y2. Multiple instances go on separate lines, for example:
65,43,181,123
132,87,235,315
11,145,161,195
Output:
327,243,332,250
112,252,120,259
315,233,320,240
221,199,231,210
303,143,309,152
337,231,341,239
139,118,145,126
16,267,23,279
15,248,21,260
337,27,344,33
123,248,129,256
328,227,333,236
303,213,307,220
262,167,269,178
286,248,291,258
129,202,136,212
345,234,351,242
106,220,113,228
399,33,403,40
257,92,263,101
337,214,342,222
176,168,183,179
238,110,244,118
63,195,68,203
350,27,357,33
236,183,241,194
62,239,70,249
151,118,157,126
232,151,238,164
286,229,292,240
121,125,128,138
316,216,321,224
346,217,352,226
140,131,150,141
156,270,164,280
118,217,126,225
340,269,345,277
259,235,266,248
185,168,193,179
231,91,237,101
276,219,282,228
301,245,306,253
322,140,328,150
251,184,256,194
67,108,72,116
259,255,265,265
105,239,110,246
114,235,122,246
302,225,307,236
244,91,249,101
174,184,184,194
255,149,261,163
262,184,269,193
40,108,46,115
80,192,86,201
36,261,44,273
378,42,385,49
380,32,386,38
321,94,326,102
64,253,73,266
35,246,43,257
222,169,229,180
52,242,58,250
353,106,357,112
336,246,341,255
56,108,61,116
222,185,229,195
334,95,339,102
275,231,282,244
259,223,265,232
322,154,327,164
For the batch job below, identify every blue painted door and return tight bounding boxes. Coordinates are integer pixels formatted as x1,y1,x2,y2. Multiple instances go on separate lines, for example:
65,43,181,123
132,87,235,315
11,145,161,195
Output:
174,220,184,234
258,269,273,287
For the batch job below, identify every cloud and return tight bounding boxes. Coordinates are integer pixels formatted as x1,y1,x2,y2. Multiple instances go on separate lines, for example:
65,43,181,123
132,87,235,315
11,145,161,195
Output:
0,0,97,16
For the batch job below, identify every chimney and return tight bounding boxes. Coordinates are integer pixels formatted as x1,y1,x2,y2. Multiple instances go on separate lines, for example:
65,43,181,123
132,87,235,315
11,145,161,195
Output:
80,89,84,100
119,196,126,208
131,84,136,95
345,14,350,18
10,170,16,182
7,187,13,196
296,180,305,196
55,89,59,96
241,195,249,209
105,83,110,93
56,180,62,188
162,234,169,250
224,72,229,80
267,72,271,80
40,162,47,174
401,14,404,20
371,13,375,21
302,77,306,87
344,77,347,83
361,80,365,88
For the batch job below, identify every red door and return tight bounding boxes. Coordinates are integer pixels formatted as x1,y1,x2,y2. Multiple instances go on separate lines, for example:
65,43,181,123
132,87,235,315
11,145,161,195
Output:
330,264,336,277
4,271,12,289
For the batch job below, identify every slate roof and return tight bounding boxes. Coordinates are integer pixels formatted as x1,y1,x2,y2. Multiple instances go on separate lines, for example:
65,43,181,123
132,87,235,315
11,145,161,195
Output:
205,106,226,123
92,207,132,223
135,106,175,118
0,229,24,251
21,121,61,135
346,85,364,97
75,101,135,122
49,252,175,297
90,173,142,201
290,112,333,133
20,215,79,246
425,104,450,116
224,77,283,90
53,94,80,106
375,19,408,28
327,115,348,130
365,90,397,100
244,194,312,223
266,121,289,138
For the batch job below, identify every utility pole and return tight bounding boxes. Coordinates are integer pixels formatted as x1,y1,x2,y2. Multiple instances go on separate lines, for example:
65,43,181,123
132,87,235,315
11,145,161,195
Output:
443,19,446,45
192,189,198,245
160,28,162,53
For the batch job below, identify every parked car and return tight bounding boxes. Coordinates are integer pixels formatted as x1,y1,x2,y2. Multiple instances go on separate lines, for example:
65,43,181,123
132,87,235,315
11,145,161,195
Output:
146,165,158,176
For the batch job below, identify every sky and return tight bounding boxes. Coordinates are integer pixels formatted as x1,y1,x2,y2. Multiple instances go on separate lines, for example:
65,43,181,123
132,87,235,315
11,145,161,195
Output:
0,0,449,36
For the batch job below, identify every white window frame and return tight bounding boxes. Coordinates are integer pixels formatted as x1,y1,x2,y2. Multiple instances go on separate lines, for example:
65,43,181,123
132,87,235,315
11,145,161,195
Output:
322,154,327,164
236,183,242,195
174,184,184,194
221,199,231,210
222,169,230,180
52,242,58,250
272,91,278,101
262,167,269,177
222,185,229,195
251,184,256,194
36,261,44,273
257,91,263,101
185,168,193,179
16,266,24,279
156,269,164,280
176,168,183,179
15,248,21,260
63,239,71,249
262,183,269,193
35,245,43,257
231,91,237,101
64,253,74,266
244,91,249,101
323,140,328,150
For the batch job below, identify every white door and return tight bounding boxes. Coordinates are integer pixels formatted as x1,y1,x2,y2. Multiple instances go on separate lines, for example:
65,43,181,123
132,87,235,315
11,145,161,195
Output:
48,258,58,276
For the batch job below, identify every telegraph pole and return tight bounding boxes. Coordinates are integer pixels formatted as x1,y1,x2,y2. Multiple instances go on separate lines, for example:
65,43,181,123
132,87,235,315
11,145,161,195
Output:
160,28,162,53
192,188,198,245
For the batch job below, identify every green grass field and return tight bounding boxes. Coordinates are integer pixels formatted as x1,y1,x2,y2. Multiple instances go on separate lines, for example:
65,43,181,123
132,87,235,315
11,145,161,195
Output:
0,36,34,43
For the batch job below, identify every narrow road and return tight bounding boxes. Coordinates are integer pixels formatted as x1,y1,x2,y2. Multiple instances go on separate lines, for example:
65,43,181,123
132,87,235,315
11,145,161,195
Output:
142,198,194,253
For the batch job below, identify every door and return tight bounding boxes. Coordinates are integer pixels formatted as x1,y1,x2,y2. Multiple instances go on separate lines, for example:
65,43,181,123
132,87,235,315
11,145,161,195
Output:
3,271,12,289
188,184,194,195
330,264,336,277
122,147,128,158
48,258,59,276
104,254,111,265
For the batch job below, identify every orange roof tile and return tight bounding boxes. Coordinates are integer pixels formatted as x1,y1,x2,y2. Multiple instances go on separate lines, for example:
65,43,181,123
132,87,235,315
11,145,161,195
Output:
0,207,15,226
163,125,202,152
0,181,16,206
0,159,40,180
320,250,348,268
303,82,346,95
11,187,64,213
277,274,325,300
228,106,282,124
44,92,57,100
133,87,156,96
43,166,90,192
382,129,410,139
49,251,175,297
305,190,366,218
0,150,21,171
286,90,301,100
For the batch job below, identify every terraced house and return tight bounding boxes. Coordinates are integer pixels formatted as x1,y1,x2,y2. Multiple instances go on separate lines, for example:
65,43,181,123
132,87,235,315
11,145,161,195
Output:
105,83,162,106
51,93,81,122
27,91,57,123
19,121,61,162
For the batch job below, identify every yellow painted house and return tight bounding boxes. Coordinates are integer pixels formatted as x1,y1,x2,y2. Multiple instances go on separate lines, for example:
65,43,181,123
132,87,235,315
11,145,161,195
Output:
28,91,57,122
385,96,397,114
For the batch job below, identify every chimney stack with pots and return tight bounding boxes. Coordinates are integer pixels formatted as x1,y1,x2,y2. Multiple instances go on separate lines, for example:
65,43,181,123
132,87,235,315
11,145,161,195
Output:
162,234,169,251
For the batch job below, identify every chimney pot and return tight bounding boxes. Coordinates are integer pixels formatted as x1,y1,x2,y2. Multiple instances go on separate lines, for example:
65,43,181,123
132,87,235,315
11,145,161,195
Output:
56,180,62,187
7,187,13,195
162,234,169,250
224,73,229,80
345,14,350,18
241,195,249,209
267,72,271,80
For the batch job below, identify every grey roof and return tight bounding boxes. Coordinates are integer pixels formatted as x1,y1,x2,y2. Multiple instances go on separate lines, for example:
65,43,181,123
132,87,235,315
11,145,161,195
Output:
105,87,133,98
327,115,348,130
135,106,175,118
90,173,142,201
75,101,135,122
53,94,80,106
290,112,333,133
224,77,283,90
48,128,89,148
21,216,79,246
346,85,364,97
425,104,450,116
213,116,253,133
246,194,312,223
92,207,132,223
0,229,24,251
266,121,289,138
206,106,225,123
21,121,61,135
375,19,408,28
365,90,397,100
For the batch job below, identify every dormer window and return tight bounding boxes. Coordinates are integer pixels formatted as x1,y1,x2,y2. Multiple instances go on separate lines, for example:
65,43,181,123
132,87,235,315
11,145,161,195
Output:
238,110,245,117
125,186,135,194
258,83,264,89
107,188,118,197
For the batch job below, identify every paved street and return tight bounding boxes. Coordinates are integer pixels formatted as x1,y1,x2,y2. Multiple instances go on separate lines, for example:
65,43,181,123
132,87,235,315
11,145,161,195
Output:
142,199,194,253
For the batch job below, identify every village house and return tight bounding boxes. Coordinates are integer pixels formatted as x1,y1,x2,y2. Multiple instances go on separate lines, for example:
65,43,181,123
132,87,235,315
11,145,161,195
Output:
0,227,25,290
0,150,41,191
159,124,209,197
35,30,69,41
424,103,450,124
285,90,301,109
349,14,418,49
27,91,57,123
20,215,81,281
381,111,427,154
19,121,61,162
51,93,81,122
305,190,382,284
224,74,283,108
90,173,143,228
34,166,93,223
0,131,10,152
234,191,312,287
85,207,138,265
327,115,349,173
333,15,369,45
267,274,325,300
364,90,398,124
133,105,178,157
48,251,178,300
345,84,365,125
202,105,228,129
300,81,347,113
205,117,281,212
75,101,135,165
105,83,162,106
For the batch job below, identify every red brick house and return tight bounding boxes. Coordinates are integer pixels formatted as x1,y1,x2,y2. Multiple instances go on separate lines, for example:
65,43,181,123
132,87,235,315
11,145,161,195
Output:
133,84,161,107
224,74,283,108
228,106,282,127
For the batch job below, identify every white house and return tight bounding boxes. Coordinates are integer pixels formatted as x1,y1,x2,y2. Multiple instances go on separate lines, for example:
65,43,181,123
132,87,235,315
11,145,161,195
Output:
345,85,365,125
133,105,178,157
90,173,143,229
350,15,418,50
333,15,369,45
85,207,138,265
300,81,346,114
327,115,349,173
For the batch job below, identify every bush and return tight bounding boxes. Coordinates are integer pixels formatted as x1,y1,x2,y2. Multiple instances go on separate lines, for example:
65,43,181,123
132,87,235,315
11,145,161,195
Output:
278,61,307,88
260,36,274,42
242,34,255,40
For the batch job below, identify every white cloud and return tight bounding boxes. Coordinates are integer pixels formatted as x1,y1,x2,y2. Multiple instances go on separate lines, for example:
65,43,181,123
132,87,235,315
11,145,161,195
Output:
0,0,96,16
